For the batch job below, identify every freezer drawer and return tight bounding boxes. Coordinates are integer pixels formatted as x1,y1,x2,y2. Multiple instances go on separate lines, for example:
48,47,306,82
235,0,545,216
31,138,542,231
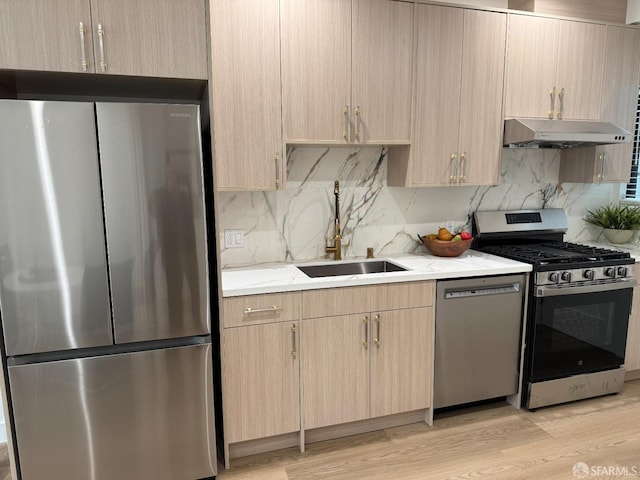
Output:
8,344,216,480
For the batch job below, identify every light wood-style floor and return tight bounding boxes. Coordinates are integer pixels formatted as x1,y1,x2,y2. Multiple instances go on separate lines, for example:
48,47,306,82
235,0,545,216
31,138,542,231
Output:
0,381,638,479
218,379,640,480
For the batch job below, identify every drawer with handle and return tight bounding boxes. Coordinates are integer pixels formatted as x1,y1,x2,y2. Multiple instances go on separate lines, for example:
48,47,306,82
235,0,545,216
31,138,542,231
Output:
223,292,301,328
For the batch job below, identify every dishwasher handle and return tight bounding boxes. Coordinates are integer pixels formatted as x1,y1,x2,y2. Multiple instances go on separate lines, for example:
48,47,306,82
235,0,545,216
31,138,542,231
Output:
444,283,521,299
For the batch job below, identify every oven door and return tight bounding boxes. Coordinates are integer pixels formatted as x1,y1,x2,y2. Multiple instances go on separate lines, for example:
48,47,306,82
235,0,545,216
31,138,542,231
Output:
530,280,635,382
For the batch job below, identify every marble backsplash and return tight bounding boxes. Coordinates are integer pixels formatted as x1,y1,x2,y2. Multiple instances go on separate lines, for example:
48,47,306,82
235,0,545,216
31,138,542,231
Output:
217,147,618,268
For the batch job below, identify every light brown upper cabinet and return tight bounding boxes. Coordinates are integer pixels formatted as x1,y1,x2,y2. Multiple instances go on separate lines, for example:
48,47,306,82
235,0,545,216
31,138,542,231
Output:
210,0,283,191
280,0,414,145
390,5,506,186
560,26,640,183
504,14,606,120
0,0,207,79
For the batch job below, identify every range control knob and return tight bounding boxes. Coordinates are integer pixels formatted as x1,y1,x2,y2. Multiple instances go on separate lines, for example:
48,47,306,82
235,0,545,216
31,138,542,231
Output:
548,272,560,283
617,266,629,278
604,267,616,278
561,271,572,282
583,269,595,280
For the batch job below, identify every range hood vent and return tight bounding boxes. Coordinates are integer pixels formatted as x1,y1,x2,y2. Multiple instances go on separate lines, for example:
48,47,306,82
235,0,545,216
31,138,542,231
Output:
503,118,631,148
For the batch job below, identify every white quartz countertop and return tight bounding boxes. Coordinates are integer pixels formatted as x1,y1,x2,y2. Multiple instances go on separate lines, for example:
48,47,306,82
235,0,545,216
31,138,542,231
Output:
221,250,532,297
580,240,640,260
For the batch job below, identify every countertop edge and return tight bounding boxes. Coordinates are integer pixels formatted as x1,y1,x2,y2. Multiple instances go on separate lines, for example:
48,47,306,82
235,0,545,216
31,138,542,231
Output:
221,252,533,298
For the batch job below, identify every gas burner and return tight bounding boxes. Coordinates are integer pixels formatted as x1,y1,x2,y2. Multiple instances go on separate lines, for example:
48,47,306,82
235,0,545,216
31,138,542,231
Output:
479,241,631,269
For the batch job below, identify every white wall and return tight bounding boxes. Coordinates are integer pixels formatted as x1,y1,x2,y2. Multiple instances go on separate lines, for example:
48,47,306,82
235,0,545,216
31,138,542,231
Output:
628,0,640,23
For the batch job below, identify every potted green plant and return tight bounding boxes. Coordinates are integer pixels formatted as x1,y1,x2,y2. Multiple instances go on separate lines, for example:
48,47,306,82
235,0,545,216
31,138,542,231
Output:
584,203,640,244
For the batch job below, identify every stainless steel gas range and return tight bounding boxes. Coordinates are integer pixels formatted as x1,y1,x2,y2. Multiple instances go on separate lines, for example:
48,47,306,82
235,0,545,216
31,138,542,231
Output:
473,208,636,409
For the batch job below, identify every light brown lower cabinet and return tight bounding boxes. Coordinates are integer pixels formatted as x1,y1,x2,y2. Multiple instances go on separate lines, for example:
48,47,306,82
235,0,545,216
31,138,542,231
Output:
302,307,433,430
370,307,433,418
221,281,435,465
301,282,435,430
222,321,300,444
302,314,370,430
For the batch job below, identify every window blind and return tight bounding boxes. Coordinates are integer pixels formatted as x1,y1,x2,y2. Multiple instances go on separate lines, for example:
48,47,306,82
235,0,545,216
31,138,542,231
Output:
624,85,640,199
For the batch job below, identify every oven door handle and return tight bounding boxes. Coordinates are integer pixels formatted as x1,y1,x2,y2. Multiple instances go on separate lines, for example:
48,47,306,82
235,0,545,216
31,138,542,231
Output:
534,279,637,297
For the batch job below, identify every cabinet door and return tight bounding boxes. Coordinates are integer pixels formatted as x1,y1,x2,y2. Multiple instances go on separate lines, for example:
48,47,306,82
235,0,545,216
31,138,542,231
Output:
371,308,433,418
352,0,414,144
458,9,506,185
302,314,369,429
555,20,606,121
222,322,300,443
411,4,463,186
0,0,94,73
89,0,207,78
626,265,640,373
211,0,283,191
281,0,351,142
600,26,640,183
504,15,559,119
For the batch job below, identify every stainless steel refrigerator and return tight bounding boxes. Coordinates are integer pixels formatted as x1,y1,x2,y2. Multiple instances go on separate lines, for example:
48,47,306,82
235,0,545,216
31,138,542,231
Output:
0,100,216,480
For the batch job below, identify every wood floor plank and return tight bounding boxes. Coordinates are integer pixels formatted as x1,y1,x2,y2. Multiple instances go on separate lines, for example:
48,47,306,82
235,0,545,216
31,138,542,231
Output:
220,380,640,480
0,381,637,479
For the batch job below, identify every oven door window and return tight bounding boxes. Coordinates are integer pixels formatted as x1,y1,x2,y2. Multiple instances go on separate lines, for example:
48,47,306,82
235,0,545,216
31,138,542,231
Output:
531,288,632,382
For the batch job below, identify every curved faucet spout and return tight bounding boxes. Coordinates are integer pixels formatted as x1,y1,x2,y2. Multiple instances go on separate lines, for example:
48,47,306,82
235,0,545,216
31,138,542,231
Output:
326,181,342,260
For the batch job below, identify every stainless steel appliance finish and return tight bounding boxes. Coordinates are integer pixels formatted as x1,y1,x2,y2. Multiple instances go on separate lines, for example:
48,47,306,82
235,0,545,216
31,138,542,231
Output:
8,344,215,480
504,118,631,148
528,368,625,410
96,103,209,343
434,274,525,409
296,260,407,278
0,101,112,356
0,100,216,480
473,208,634,410
473,208,568,236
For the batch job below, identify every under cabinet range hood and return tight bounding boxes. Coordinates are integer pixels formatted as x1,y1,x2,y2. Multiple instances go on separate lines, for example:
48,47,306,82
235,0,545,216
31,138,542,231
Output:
503,118,631,148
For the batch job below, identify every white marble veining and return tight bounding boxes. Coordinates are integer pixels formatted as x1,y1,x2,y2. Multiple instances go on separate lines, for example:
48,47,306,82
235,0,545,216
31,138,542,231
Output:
218,146,620,269
222,251,532,297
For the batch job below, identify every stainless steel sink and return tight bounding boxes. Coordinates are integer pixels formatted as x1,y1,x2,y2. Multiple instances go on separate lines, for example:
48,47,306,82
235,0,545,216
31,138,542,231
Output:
296,260,408,278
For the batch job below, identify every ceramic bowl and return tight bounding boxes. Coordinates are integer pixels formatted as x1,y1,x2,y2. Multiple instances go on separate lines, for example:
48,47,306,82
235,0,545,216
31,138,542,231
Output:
603,228,635,244
419,235,472,257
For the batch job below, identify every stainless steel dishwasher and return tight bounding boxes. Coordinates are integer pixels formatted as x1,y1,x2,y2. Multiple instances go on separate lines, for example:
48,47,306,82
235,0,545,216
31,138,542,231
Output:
434,274,526,409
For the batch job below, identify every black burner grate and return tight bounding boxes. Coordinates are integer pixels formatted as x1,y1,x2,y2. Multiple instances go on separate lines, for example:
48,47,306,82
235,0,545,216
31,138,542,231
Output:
480,242,631,266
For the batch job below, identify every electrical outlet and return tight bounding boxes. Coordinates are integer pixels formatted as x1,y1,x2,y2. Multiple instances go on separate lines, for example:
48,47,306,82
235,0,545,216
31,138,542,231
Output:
224,229,244,248
445,220,455,233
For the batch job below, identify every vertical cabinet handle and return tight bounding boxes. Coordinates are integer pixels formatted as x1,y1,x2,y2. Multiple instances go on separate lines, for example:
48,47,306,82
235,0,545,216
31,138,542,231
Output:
354,106,361,142
373,314,380,348
97,23,107,72
78,22,88,72
556,88,564,119
274,153,281,189
291,324,297,359
343,105,351,142
597,152,606,181
548,87,556,119
362,315,368,349
449,153,458,184
458,152,466,183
